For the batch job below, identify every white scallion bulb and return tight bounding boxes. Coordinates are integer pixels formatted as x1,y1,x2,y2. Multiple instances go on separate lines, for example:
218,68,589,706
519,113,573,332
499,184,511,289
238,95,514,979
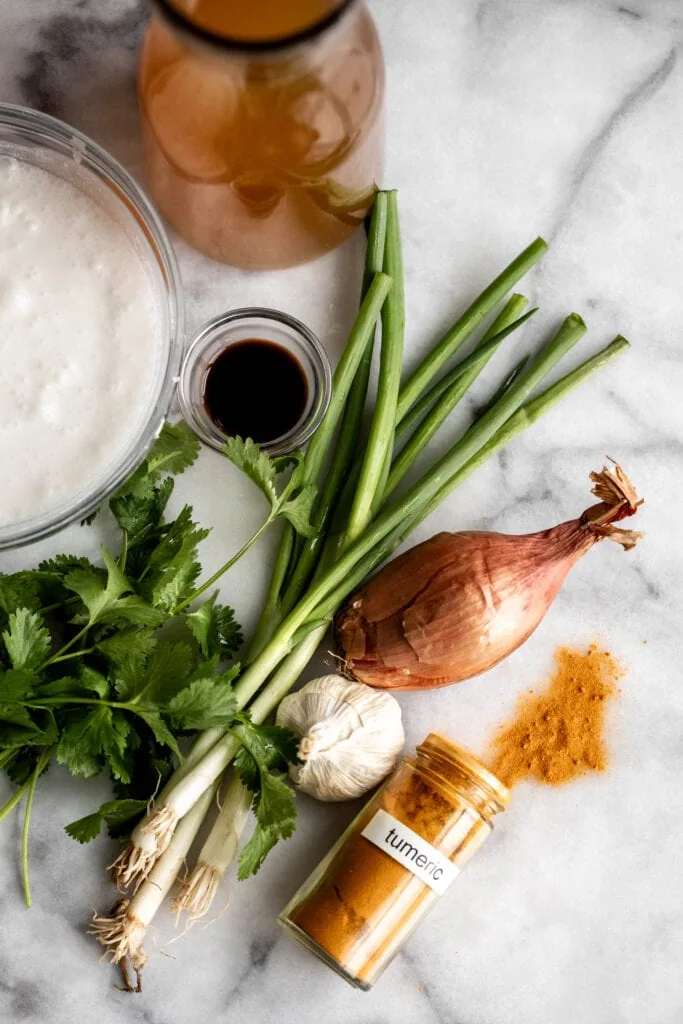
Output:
275,674,405,801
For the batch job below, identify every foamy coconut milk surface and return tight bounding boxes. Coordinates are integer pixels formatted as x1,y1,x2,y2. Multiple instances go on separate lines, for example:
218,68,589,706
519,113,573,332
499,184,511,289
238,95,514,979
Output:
0,157,162,529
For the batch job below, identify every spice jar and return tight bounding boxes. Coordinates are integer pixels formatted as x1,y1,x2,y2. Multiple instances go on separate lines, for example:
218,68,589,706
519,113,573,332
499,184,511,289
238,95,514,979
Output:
138,0,384,269
279,733,510,989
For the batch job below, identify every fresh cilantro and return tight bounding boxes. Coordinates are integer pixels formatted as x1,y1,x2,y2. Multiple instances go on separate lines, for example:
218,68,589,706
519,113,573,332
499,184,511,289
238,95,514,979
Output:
0,668,37,701
184,592,243,658
223,436,279,506
96,628,158,677
56,706,133,782
144,421,201,478
275,458,317,537
109,478,172,539
65,797,148,844
232,716,300,879
166,664,240,731
0,418,252,894
2,608,52,671
149,536,204,612
63,549,130,622
0,572,45,616
114,640,194,704
37,554,97,577
223,438,317,537
133,710,181,758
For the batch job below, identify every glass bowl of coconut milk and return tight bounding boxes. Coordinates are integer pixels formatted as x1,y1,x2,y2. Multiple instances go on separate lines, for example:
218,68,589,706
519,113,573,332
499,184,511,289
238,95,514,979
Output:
0,104,184,549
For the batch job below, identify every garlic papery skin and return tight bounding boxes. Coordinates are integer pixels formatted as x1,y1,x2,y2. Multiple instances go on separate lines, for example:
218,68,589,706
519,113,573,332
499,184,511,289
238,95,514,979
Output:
275,675,405,801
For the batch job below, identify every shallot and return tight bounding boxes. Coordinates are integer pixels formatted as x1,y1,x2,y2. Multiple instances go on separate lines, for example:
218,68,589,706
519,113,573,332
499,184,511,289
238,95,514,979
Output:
335,463,642,689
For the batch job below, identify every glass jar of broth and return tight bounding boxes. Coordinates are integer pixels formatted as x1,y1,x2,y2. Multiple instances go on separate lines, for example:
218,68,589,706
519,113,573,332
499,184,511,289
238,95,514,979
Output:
138,0,385,269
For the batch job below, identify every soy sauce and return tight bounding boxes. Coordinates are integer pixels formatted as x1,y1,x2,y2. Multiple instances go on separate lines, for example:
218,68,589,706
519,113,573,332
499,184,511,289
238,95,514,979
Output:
203,338,308,444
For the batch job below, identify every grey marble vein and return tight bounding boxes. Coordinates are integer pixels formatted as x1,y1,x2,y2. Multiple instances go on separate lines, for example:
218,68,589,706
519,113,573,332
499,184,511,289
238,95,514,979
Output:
547,46,678,248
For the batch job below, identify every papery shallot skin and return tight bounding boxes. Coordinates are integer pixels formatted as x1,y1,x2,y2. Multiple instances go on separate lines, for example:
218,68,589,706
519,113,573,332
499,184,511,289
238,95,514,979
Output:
335,463,642,691
335,526,591,689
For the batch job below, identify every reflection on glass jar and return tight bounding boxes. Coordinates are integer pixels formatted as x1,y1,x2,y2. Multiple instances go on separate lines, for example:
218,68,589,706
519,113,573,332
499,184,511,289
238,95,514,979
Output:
138,0,385,269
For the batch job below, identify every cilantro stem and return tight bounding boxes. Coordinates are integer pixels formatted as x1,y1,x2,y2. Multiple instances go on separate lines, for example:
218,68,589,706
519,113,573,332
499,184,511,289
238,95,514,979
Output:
246,524,293,661
119,530,129,573
176,519,272,614
40,623,92,670
0,749,15,772
48,647,96,666
0,776,32,823
21,696,149,715
22,748,51,908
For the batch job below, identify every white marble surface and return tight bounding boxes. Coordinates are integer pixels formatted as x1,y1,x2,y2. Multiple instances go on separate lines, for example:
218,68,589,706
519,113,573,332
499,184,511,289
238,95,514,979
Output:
1,1,682,1021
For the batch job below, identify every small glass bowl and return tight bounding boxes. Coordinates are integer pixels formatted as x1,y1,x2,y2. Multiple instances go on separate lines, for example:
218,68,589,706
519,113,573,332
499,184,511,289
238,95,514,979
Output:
178,308,332,456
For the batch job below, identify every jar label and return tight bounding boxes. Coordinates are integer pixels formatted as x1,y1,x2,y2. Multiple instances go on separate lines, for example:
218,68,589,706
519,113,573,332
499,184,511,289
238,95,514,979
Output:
361,809,459,894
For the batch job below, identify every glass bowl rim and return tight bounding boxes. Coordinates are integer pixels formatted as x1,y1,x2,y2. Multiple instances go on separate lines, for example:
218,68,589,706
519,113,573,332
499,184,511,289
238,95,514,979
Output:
0,102,184,551
177,306,333,456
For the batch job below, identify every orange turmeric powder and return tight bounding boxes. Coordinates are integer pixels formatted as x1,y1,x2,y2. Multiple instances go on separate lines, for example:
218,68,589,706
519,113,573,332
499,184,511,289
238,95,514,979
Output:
490,645,621,787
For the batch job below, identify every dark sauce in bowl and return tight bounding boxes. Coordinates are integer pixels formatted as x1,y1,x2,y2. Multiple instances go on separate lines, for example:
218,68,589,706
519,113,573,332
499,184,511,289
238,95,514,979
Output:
203,338,309,445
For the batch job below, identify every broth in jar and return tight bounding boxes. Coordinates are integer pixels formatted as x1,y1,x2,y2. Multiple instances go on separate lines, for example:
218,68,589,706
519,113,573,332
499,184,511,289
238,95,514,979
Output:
138,0,385,269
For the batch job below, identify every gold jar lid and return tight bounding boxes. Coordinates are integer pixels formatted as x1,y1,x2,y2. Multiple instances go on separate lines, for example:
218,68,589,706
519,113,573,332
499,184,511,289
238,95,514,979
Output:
417,732,510,812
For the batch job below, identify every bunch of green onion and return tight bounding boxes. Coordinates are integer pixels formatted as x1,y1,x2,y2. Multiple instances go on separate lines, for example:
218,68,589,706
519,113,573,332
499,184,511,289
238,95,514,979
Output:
92,191,628,980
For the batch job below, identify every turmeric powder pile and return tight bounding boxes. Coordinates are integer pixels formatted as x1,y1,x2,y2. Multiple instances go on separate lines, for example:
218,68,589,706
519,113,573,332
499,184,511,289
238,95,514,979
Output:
490,645,621,787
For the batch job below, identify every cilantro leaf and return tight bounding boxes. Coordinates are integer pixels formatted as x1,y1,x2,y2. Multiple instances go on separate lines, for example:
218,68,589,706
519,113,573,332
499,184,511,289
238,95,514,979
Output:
136,505,210,613
278,483,317,537
113,423,199,513
232,717,299,879
109,476,173,539
237,772,297,879
149,537,203,612
114,640,194,704
56,706,131,781
145,421,201,477
96,627,158,675
0,668,37,701
146,506,208,572
133,709,181,758
233,720,300,785
37,554,97,577
63,811,103,844
97,594,166,628
223,440,316,537
184,592,243,659
0,572,44,616
2,608,52,670
223,436,278,509
166,664,240,731
63,548,129,622
35,669,108,699
65,797,148,844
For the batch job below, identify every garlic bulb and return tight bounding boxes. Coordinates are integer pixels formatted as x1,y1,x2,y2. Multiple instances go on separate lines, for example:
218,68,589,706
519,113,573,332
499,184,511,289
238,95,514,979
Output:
275,674,404,801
